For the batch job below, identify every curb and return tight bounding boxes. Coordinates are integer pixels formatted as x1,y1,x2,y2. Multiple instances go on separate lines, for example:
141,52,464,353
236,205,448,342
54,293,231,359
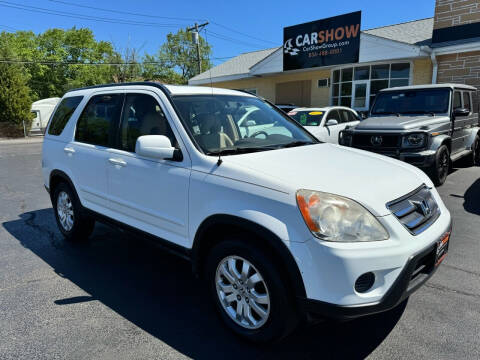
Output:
0,137,44,145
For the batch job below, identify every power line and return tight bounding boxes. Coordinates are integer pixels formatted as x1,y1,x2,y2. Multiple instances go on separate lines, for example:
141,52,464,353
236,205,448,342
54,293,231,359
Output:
0,23,19,31
0,57,234,65
207,31,267,50
0,1,183,28
48,0,205,23
47,0,278,47
210,21,277,46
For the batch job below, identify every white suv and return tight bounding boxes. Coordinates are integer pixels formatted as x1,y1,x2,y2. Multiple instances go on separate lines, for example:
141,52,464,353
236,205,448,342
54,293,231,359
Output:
42,82,452,343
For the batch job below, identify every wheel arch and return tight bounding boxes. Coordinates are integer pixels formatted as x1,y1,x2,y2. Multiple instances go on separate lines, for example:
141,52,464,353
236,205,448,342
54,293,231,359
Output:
430,134,451,153
192,214,307,299
49,170,80,203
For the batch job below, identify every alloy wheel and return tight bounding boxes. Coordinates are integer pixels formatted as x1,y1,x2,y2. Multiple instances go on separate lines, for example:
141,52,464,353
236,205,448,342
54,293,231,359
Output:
437,150,449,180
57,191,74,231
215,255,270,330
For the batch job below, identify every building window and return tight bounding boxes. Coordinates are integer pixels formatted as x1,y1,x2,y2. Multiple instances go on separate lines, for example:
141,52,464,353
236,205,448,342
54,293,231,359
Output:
331,62,411,110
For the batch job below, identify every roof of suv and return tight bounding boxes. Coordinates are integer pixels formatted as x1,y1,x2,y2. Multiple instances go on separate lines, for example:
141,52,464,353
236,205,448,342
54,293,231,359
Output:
381,83,477,92
65,81,255,97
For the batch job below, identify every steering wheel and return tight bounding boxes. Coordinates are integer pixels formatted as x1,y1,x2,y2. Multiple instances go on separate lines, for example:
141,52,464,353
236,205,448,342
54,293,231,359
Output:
249,130,269,139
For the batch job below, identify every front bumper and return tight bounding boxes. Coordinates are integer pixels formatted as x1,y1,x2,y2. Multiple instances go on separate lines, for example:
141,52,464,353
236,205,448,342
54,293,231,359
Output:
352,148,436,168
298,224,451,320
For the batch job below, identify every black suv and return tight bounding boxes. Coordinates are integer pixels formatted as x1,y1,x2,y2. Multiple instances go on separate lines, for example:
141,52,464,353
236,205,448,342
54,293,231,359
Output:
339,84,479,186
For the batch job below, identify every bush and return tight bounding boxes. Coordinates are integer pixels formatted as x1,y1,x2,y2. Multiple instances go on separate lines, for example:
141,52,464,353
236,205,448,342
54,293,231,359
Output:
0,122,25,138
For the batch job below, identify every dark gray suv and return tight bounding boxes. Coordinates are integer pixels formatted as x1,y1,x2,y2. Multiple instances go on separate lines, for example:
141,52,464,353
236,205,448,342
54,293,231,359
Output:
339,84,479,186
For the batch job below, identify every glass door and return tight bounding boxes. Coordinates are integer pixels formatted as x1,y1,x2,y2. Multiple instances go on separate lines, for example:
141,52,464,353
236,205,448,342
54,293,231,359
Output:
352,81,370,111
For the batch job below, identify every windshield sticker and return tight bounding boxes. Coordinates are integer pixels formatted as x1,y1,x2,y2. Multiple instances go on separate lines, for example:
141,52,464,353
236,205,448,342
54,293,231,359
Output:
308,111,323,115
300,113,307,125
288,111,297,115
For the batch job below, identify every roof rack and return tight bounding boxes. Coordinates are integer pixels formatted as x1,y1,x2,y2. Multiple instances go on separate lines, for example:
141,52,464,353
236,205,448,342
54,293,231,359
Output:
65,81,171,95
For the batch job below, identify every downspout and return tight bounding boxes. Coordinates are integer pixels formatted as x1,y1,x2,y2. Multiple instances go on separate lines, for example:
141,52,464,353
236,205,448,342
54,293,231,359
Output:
421,46,437,84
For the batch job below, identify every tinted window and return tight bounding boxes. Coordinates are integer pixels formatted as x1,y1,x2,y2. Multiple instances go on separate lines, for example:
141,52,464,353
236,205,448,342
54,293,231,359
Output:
347,110,359,122
326,109,340,122
372,89,450,115
75,94,123,147
463,92,471,112
453,91,462,110
120,93,177,152
48,96,83,136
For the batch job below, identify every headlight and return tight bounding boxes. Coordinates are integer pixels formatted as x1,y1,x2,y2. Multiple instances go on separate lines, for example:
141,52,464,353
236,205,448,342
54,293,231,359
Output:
338,131,352,146
296,190,389,242
402,133,426,148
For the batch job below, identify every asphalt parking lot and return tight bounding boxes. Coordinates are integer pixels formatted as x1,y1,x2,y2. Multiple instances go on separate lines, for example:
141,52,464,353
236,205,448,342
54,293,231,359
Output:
0,140,479,360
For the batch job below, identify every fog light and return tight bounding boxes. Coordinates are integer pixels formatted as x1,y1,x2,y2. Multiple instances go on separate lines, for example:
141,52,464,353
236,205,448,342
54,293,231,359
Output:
355,272,375,293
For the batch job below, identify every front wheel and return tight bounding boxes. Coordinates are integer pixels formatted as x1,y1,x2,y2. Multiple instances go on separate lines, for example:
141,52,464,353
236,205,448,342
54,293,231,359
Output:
428,145,450,186
205,238,298,343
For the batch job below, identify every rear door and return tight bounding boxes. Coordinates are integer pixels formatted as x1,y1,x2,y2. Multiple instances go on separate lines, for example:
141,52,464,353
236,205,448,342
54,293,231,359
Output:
105,91,191,247
68,92,124,213
451,90,466,153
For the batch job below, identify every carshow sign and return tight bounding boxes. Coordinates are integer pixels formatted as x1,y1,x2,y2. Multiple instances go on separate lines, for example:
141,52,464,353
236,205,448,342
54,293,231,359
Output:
283,11,361,71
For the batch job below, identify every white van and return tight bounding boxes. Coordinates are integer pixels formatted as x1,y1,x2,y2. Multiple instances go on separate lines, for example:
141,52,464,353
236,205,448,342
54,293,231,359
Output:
30,98,60,135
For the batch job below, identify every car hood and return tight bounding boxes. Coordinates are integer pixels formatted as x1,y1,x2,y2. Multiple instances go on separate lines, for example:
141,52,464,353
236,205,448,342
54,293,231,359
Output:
355,115,449,131
221,143,432,216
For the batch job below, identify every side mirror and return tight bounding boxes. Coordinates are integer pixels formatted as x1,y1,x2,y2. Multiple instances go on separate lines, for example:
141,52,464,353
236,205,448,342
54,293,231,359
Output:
245,120,256,127
453,107,470,117
135,135,175,160
326,119,339,126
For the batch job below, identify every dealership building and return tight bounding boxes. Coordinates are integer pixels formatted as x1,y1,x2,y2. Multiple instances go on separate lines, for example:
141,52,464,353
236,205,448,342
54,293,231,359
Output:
189,0,480,111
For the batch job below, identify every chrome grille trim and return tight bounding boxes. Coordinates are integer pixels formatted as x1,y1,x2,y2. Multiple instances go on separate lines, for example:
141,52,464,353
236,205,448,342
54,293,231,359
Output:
386,185,440,236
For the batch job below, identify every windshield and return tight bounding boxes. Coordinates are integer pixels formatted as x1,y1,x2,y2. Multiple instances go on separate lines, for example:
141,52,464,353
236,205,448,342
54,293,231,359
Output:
171,95,317,155
288,110,325,126
371,89,450,115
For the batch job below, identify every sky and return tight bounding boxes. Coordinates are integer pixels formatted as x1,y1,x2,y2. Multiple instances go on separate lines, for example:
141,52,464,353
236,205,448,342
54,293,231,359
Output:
0,0,436,65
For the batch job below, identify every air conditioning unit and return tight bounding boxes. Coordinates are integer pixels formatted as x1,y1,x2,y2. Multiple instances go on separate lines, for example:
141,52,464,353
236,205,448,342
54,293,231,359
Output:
317,78,330,88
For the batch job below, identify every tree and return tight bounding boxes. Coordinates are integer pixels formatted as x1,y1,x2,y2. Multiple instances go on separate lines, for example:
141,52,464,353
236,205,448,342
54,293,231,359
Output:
0,28,119,99
0,42,32,133
146,29,212,84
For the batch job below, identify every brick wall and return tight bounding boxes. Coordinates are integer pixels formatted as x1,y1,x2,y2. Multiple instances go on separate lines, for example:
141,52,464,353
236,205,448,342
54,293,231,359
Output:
434,0,480,30
437,50,480,109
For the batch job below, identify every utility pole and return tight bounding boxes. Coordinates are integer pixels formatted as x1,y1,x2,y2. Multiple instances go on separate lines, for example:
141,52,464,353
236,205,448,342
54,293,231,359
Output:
187,22,209,75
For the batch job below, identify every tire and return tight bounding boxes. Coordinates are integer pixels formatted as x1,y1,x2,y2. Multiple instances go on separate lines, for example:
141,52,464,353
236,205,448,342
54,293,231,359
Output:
470,135,480,167
52,182,95,241
205,237,298,343
428,145,450,186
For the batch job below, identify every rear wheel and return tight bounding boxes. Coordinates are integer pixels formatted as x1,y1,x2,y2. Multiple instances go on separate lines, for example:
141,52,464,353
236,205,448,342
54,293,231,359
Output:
429,145,450,186
52,182,95,241
205,237,298,343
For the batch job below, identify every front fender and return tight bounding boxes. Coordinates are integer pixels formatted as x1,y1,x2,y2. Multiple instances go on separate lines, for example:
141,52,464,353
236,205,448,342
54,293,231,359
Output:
428,134,451,152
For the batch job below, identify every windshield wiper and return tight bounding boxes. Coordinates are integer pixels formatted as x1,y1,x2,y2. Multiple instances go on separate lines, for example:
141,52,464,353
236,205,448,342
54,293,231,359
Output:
371,112,401,117
277,140,314,148
400,110,436,116
205,146,277,156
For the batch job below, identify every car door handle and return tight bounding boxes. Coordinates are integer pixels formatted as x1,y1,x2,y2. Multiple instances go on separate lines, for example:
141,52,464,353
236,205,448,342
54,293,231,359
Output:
63,147,75,154
108,158,127,167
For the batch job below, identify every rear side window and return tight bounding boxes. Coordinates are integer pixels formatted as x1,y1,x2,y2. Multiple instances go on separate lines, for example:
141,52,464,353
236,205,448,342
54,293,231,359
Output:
75,94,123,147
463,92,471,112
453,91,462,110
48,96,83,136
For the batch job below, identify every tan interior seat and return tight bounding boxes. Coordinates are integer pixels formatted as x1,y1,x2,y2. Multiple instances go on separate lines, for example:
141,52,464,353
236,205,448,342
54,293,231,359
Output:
197,114,234,150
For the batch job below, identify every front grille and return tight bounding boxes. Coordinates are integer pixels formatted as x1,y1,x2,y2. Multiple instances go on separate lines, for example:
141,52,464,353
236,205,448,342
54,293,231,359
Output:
352,133,400,150
386,185,440,235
